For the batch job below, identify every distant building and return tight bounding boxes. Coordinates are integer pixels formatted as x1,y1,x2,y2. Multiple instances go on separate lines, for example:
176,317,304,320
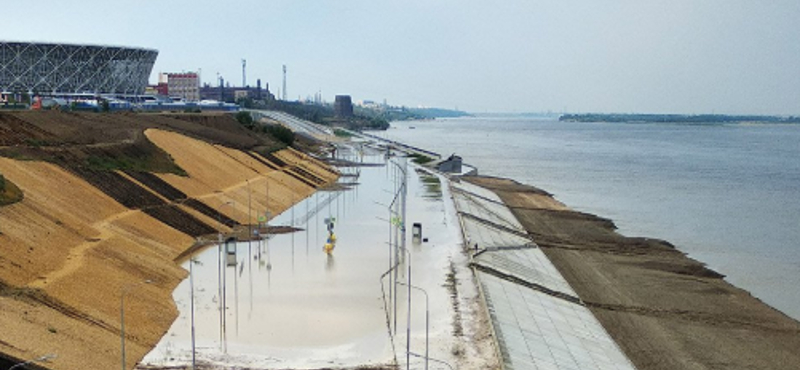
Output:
146,82,168,96
437,154,463,173
162,72,199,101
234,90,249,101
199,81,272,103
0,41,157,95
334,95,354,117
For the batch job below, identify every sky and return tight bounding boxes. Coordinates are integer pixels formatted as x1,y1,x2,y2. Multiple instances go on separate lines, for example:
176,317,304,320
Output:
4,0,800,114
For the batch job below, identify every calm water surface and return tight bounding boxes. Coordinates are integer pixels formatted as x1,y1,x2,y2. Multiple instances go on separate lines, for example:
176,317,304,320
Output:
387,117,800,320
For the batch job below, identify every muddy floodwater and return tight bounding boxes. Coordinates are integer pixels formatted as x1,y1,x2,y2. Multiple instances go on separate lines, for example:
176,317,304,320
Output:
142,149,468,369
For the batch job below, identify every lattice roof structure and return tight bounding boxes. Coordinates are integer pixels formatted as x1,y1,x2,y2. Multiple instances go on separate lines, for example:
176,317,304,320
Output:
0,41,158,95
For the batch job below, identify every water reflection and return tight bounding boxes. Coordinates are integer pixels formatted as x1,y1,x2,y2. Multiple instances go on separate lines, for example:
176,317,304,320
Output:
144,152,404,368
326,254,335,273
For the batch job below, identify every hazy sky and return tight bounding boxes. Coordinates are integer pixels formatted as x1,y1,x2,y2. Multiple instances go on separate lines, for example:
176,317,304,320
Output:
4,1,799,114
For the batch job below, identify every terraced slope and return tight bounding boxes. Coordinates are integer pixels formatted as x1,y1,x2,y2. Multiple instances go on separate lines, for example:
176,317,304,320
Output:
0,112,338,370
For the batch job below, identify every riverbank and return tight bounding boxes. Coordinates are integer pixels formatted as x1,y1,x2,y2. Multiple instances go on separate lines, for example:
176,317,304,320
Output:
465,175,800,370
386,117,800,320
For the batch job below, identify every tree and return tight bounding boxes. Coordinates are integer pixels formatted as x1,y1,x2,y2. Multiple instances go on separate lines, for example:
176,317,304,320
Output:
264,124,295,146
235,111,255,129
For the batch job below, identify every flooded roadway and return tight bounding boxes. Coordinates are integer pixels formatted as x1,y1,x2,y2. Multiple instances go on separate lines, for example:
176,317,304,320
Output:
141,146,473,369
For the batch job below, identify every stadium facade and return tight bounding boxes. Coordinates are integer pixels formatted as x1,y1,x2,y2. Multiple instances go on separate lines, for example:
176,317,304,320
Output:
0,41,157,95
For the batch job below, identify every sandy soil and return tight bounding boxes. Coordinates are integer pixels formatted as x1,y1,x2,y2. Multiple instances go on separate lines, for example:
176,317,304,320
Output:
465,175,800,370
144,129,332,224
0,158,187,370
0,124,338,370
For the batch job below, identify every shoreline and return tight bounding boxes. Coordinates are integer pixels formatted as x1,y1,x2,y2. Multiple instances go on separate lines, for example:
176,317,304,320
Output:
462,175,800,370
386,116,800,322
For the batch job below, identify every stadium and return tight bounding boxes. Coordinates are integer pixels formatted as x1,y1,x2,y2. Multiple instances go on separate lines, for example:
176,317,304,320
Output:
0,41,157,96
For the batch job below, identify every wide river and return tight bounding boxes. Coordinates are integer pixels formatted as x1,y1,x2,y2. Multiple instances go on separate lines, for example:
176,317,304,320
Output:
386,116,800,321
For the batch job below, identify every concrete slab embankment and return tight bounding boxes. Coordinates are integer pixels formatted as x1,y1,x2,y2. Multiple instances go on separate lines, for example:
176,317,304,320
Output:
450,178,637,370
466,175,800,370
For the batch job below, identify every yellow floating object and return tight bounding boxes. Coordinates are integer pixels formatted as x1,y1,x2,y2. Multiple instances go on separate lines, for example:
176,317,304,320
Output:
324,243,335,253
328,233,337,242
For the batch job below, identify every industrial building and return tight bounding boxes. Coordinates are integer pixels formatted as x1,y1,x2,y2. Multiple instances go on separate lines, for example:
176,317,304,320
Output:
334,95,353,117
198,79,272,103
0,41,157,96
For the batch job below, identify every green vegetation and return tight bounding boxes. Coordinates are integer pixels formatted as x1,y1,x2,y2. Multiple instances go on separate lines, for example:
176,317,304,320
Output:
365,116,390,130
82,142,188,176
420,174,442,199
334,128,354,138
0,150,34,161
235,111,255,128
0,174,24,206
560,113,800,124
233,110,295,147
262,124,295,146
86,155,141,171
254,100,390,130
409,153,434,165
356,106,470,122
24,138,49,147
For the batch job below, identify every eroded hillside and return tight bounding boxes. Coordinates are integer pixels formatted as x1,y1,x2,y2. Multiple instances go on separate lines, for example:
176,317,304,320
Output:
0,111,338,370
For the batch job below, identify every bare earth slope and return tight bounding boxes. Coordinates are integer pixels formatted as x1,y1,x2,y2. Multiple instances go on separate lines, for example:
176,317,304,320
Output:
465,175,800,370
0,112,337,370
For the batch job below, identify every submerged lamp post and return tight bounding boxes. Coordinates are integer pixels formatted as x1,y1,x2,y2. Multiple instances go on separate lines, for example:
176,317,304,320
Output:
9,354,57,370
216,200,235,352
120,279,152,370
399,281,429,370
189,256,197,370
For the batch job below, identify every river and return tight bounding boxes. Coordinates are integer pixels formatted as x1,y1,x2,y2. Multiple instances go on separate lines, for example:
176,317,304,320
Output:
386,116,800,321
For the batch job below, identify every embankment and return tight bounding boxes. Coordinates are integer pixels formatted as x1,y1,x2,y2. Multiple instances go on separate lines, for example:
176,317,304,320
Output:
0,111,338,370
465,175,800,370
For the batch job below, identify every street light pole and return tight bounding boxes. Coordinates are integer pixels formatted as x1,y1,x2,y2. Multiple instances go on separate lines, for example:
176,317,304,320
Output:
216,200,234,353
189,257,197,370
399,281,429,370
120,280,152,370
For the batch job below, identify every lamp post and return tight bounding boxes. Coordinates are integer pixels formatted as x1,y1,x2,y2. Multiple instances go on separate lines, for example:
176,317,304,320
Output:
189,256,197,370
399,281,429,370
409,352,453,370
216,200,234,352
120,279,152,370
9,354,56,370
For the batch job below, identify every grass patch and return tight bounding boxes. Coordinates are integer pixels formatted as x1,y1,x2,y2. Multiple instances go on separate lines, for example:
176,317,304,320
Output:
0,175,24,206
85,154,187,176
82,139,188,176
262,124,295,146
419,173,442,199
24,138,50,147
86,155,146,172
409,153,434,165
334,128,354,138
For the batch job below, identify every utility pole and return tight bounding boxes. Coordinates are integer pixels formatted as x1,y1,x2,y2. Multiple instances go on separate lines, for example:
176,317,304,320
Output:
242,59,247,87
282,65,287,101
